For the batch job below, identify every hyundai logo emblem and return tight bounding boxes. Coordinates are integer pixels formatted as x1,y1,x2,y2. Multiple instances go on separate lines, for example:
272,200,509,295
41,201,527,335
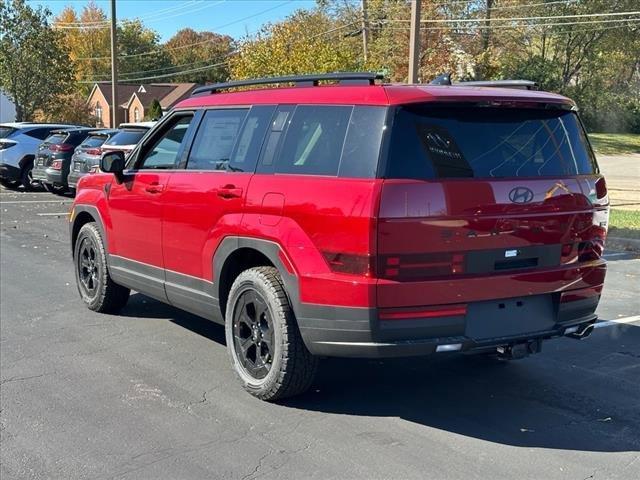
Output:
509,187,534,204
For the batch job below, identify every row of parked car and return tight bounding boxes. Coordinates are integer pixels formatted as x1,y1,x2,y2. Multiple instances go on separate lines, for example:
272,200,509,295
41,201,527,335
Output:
0,121,155,194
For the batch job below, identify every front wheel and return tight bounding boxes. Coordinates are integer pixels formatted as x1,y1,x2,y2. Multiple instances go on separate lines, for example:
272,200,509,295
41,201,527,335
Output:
74,222,130,313
225,267,318,401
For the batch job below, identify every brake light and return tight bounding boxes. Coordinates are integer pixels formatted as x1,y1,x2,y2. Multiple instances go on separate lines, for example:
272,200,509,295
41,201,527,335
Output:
595,177,607,199
85,148,102,156
322,252,372,276
0,142,16,150
379,304,467,320
50,143,73,152
378,252,466,280
51,160,63,170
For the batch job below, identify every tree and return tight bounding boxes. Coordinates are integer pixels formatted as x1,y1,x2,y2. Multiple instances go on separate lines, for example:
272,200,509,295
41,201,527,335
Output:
230,10,361,80
33,92,95,125
118,19,172,81
164,28,233,83
0,0,74,121
146,98,162,120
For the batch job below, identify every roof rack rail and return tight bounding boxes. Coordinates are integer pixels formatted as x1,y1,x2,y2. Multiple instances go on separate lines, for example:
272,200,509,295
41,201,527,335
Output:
192,72,384,96
429,73,539,90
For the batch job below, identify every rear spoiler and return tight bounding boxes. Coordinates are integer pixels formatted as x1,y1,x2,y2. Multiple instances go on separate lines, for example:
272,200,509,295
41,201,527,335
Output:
430,73,539,91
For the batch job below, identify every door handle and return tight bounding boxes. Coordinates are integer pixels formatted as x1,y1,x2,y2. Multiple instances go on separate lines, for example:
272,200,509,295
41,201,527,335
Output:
217,184,243,199
145,182,164,194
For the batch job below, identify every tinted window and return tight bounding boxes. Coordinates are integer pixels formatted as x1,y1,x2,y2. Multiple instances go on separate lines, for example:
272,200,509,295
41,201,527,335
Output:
339,106,387,178
105,129,148,146
228,106,274,172
0,127,17,138
276,105,352,176
139,115,193,169
187,109,247,171
386,106,598,179
80,134,108,148
25,127,58,140
43,133,68,145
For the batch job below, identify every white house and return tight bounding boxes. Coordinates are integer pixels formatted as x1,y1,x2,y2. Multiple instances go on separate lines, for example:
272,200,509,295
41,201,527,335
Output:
0,91,17,122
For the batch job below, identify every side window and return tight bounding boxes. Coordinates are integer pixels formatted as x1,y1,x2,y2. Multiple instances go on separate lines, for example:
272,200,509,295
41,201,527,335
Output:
186,109,247,171
338,106,387,178
276,105,352,176
228,105,275,172
139,115,193,169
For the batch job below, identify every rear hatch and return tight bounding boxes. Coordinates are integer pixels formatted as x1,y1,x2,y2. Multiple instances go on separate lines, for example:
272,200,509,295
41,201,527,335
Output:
72,133,110,173
36,132,70,167
377,104,608,310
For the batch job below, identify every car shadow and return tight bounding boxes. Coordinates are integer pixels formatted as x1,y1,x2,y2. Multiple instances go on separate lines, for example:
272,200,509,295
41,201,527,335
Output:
121,293,639,453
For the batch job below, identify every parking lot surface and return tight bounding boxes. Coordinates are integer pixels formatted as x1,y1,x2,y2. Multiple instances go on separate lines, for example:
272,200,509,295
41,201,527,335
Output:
1,187,639,480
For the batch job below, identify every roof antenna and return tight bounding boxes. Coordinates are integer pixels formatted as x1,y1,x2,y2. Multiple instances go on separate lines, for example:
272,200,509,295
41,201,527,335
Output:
430,73,452,86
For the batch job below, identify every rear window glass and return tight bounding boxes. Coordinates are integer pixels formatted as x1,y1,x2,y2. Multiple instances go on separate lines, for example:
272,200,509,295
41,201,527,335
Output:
386,106,598,179
105,129,147,146
276,105,352,176
44,133,68,145
0,127,17,138
80,134,108,148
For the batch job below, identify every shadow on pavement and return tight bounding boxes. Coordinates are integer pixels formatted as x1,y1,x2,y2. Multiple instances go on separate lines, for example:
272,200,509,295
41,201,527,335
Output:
122,293,640,454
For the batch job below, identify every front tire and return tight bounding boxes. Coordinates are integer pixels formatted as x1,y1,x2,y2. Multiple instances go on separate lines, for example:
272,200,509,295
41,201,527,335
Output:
225,267,318,401
74,222,130,313
20,163,36,191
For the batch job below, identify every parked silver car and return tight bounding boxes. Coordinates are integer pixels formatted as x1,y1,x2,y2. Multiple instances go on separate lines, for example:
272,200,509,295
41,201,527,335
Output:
0,122,81,190
67,129,119,192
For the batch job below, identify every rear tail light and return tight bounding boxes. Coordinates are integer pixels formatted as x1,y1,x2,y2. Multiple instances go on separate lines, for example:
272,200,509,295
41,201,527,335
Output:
595,177,607,200
379,304,467,321
578,240,604,262
0,142,16,150
85,148,102,156
89,165,100,174
322,252,372,276
50,143,74,152
378,252,466,281
51,160,63,170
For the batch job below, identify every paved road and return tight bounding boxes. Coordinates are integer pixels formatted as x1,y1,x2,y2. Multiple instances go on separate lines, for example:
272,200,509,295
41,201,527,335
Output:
597,154,640,211
1,188,639,480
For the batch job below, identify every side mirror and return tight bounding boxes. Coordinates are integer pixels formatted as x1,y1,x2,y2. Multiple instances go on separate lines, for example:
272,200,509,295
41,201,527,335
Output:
100,151,125,182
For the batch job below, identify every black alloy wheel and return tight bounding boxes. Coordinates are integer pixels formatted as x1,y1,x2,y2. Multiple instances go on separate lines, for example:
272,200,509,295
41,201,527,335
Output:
233,289,275,380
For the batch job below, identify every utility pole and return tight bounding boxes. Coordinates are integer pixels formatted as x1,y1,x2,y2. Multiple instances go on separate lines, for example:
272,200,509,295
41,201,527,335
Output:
361,0,369,64
408,0,421,84
110,0,118,128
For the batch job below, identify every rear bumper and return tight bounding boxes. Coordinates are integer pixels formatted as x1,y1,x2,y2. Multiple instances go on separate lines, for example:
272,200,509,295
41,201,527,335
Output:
0,163,21,181
297,288,602,358
32,166,66,186
67,170,86,189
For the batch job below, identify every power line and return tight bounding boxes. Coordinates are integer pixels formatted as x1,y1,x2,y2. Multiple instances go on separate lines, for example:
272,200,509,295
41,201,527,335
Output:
75,1,292,61
417,10,640,24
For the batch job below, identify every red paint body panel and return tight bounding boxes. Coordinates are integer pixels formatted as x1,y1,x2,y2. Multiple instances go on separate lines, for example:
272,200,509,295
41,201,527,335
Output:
177,84,572,109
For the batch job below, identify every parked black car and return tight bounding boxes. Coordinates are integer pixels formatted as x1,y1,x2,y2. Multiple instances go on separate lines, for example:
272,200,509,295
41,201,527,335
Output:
67,129,118,192
32,128,96,193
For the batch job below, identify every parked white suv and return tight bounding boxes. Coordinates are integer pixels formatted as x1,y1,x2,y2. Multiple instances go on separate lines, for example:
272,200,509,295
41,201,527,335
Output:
0,123,80,190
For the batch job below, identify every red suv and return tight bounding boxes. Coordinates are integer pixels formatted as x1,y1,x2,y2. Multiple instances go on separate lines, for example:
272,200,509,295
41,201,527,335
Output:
69,73,608,400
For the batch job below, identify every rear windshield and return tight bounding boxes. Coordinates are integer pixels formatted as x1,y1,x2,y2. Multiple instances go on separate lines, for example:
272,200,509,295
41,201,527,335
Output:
80,134,108,148
104,129,147,146
44,133,68,145
0,127,17,138
386,106,598,179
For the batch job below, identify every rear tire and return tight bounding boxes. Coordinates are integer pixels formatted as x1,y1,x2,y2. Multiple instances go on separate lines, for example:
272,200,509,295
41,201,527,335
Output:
0,178,20,189
42,183,66,195
74,222,130,313
20,163,36,191
225,266,318,401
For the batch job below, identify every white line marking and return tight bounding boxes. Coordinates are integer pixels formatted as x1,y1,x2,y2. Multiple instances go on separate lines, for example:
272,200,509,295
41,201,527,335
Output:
594,315,640,329
604,252,635,258
37,212,69,216
0,200,72,204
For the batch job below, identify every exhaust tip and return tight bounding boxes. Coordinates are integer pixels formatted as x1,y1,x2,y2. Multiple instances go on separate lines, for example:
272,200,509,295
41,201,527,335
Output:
565,323,594,340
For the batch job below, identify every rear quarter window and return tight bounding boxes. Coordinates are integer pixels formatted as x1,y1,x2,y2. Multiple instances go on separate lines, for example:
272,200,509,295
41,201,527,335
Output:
386,106,598,179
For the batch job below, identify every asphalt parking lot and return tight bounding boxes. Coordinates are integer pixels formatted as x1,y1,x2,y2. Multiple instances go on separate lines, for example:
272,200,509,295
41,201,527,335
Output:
1,187,639,480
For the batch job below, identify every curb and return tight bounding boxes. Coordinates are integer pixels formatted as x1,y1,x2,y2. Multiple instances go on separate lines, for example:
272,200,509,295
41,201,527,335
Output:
607,236,640,253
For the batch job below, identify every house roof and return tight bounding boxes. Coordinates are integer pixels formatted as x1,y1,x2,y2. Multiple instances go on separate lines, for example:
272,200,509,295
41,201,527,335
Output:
89,82,197,111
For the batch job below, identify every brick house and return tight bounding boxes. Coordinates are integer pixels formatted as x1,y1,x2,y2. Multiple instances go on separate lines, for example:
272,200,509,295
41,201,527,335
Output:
86,82,197,128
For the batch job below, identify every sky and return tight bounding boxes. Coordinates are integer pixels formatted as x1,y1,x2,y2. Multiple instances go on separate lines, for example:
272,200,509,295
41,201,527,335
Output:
29,0,317,41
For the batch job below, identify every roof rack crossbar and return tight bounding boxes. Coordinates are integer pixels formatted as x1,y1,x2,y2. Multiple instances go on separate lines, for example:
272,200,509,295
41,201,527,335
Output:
191,72,383,96
429,74,539,90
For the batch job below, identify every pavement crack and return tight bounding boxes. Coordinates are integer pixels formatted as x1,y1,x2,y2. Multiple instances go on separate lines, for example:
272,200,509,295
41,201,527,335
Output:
241,449,275,480
0,373,48,385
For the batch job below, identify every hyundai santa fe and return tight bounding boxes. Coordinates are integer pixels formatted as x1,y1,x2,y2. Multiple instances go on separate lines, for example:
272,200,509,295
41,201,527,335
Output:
69,73,609,401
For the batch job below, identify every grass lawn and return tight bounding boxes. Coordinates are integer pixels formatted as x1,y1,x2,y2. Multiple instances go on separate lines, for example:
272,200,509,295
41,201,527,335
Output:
588,133,640,156
609,209,640,239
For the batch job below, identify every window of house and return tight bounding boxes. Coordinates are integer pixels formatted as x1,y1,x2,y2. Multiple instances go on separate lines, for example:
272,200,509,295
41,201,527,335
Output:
95,102,102,123
134,107,140,123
